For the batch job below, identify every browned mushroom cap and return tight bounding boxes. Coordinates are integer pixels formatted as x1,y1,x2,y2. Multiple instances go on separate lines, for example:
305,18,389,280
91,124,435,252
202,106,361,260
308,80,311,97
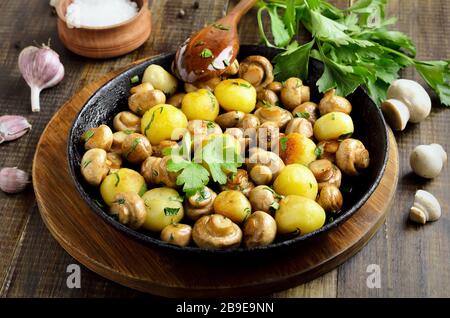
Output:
336,139,370,176
185,187,217,221
254,106,293,129
110,131,128,155
110,192,146,229
80,148,110,186
249,165,273,185
237,114,260,131
223,59,240,76
266,81,283,94
308,159,342,190
243,211,277,248
113,111,141,133
220,169,255,197
257,122,282,151
130,82,154,94
141,156,178,188
106,152,122,173
160,223,192,247
285,118,313,138
292,102,318,124
280,77,303,110
215,111,245,129
128,89,166,116
151,140,179,157
248,185,281,214
257,89,279,107
319,89,352,115
83,124,113,151
184,77,222,93
192,214,242,249
121,133,152,164
187,120,222,137
247,148,285,184
317,185,343,213
167,93,186,108
316,140,340,162
224,128,250,151
301,86,311,103
239,56,274,91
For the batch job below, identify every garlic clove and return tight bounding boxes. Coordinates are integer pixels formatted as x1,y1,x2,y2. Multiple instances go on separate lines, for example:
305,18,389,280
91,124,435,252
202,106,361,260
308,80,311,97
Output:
0,115,32,144
409,190,441,224
0,167,30,194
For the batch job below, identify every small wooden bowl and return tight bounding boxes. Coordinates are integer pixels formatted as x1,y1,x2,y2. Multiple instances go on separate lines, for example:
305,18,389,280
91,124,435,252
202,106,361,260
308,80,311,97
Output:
56,0,151,59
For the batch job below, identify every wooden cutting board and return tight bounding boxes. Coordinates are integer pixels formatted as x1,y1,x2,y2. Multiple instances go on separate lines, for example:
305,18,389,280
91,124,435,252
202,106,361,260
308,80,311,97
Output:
32,64,399,297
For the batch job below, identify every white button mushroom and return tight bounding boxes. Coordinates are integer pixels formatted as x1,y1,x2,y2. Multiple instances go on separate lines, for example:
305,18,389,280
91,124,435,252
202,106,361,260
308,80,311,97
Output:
382,79,431,128
409,190,441,224
410,144,447,178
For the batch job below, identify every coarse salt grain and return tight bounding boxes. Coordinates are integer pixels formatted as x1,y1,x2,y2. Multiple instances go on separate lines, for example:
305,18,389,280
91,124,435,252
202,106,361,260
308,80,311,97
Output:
65,0,139,28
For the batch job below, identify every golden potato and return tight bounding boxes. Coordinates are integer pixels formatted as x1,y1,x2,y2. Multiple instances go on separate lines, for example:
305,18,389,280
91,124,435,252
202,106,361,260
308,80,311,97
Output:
100,168,146,206
214,79,257,113
181,89,220,121
275,195,326,235
313,112,354,141
142,64,178,95
279,133,317,166
213,190,252,224
273,164,318,200
141,187,184,232
141,104,188,145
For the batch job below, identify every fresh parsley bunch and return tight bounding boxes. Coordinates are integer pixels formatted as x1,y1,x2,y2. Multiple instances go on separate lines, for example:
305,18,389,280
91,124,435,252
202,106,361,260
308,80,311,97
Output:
257,0,450,106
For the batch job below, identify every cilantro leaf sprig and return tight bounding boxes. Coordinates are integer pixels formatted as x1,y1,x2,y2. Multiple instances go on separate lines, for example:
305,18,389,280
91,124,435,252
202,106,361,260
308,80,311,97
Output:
257,0,450,106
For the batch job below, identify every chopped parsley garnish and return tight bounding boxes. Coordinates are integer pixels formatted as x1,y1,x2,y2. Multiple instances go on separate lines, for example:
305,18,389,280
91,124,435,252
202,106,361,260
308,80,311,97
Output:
125,138,141,158
280,136,289,152
212,23,231,31
294,111,310,119
200,48,214,58
82,160,92,168
164,207,180,216
113,173,120,187
130,75,139,84
314,146,323,157
83,130,94,142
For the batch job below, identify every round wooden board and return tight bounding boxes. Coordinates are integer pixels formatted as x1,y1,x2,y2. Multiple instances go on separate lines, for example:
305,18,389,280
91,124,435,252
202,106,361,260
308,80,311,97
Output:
33,65,399,297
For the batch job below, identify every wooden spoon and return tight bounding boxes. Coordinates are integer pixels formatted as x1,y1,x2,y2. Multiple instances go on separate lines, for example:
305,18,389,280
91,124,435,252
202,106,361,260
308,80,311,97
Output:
174,0,258,83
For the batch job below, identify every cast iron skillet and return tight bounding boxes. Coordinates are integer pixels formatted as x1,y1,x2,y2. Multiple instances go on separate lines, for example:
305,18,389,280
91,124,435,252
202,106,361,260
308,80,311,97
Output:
67,45,388,256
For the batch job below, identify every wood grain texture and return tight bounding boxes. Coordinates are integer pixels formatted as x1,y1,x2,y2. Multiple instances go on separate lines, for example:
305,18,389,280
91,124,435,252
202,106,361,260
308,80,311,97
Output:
30,64,398,296
1,0,449,297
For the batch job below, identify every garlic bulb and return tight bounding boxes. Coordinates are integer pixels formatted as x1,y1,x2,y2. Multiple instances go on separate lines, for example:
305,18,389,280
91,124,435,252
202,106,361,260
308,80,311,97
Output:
0,167,30,194
0,115,32,144
18,45,65,112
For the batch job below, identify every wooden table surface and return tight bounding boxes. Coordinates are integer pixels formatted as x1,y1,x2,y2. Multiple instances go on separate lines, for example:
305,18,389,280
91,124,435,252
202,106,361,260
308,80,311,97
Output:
0,0,449,298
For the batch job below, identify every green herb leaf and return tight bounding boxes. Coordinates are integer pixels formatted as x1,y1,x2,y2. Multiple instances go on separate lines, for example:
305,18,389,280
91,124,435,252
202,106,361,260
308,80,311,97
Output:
123,129,134,135
280,136,288,152
125,138,141,158
212,23,230,31
415,60,450,106
269,201,280,211
314,146,322,157
83,130,94,143
130,75,139,84
82,160,92,168
114,198,126,205
113,173,120,187
200,48,214,58
294,111,311,119
163,207,180,216
273,40,315,81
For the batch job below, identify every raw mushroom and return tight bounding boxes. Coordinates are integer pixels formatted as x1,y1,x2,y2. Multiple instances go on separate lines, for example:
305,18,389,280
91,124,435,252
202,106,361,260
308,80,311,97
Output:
385,79,431,124
192,214,242,249
82,124,113,151
160,223,192,247
254,105,293,129
167,93,186,108
185,187,217,221
247,148,285,185
113,111,141,133
110,192,146,229
285,118,313,138
335,139,370,176
128,89,166,116
141,156,178,188
308,159,342,190
239,56,274,91
410,144,447,178
80,148,110,186
248,185,280,214
215,111,245,129
318,89,352,115
221,169,254,197
317,185,343,213
292,102,318,124
381,99,410,131
243,211,277,248
121,133,152,164
280,77,303,110
409,190,441,224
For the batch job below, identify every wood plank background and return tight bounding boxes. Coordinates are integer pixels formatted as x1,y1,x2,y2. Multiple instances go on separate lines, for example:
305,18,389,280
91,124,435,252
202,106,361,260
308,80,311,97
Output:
0,0,449,297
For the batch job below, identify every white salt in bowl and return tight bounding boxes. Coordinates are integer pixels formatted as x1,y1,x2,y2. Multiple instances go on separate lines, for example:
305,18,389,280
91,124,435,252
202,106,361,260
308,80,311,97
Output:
56,0,151,59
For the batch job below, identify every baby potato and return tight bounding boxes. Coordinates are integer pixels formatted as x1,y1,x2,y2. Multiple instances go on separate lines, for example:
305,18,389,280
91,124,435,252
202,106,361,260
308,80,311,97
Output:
214,79,257,113
141,104,188,145
142,64,178,95
273,164,318,200
181,89,220,121
213,190,252,224
141,187,184,232
100,168,147,206
280,133,317,166
275,195,326,235
314,112,354,141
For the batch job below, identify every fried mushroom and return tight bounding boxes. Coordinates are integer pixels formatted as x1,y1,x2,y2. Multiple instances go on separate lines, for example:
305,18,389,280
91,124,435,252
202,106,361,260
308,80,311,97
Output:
185,187,217,221
110,192,146,229
239,56,274,91
243,211,277,248
80,148,110,186
192,214,242,249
